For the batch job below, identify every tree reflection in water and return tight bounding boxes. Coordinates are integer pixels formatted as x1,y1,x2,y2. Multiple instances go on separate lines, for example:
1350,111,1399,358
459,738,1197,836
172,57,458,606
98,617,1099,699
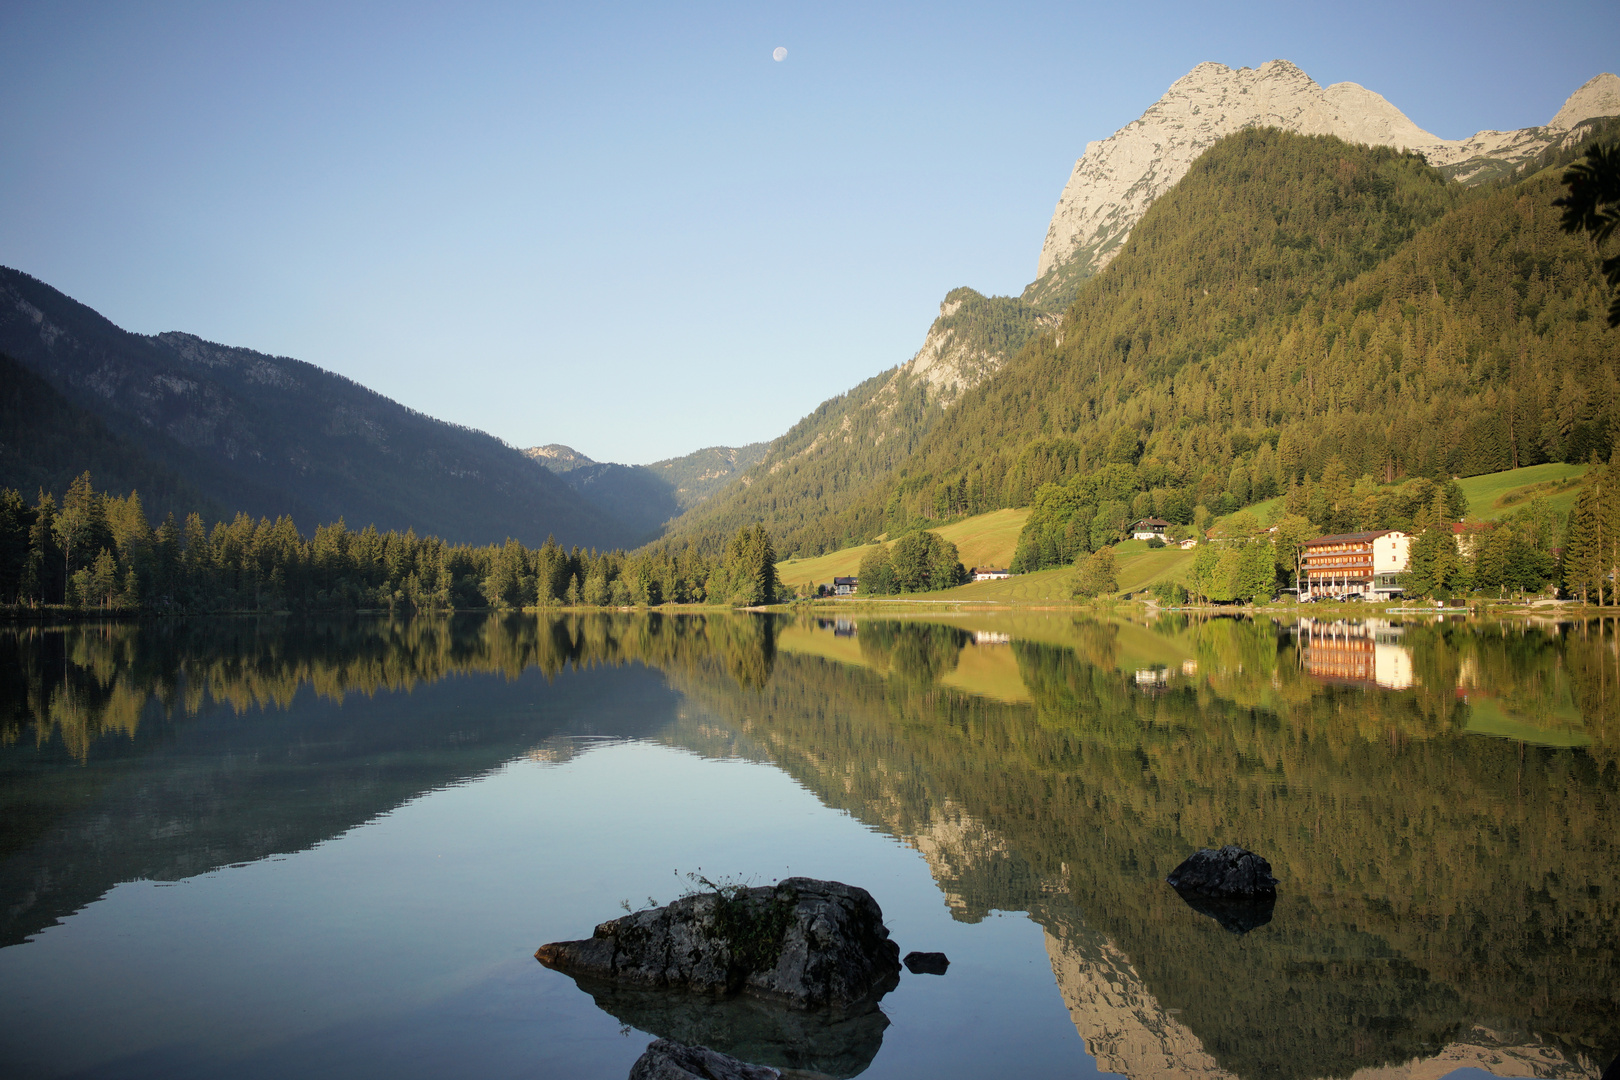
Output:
0,611,1616,1079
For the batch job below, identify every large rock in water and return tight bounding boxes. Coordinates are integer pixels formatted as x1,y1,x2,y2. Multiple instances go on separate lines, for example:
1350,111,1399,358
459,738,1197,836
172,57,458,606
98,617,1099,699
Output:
535,878,901,1011
1166,846,1279,935
628,1039,779,1080
1166,845,1279,898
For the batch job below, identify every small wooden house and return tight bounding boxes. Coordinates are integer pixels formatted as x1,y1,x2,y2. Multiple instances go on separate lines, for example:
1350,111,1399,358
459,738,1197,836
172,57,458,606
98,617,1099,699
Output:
1131,518,1171,540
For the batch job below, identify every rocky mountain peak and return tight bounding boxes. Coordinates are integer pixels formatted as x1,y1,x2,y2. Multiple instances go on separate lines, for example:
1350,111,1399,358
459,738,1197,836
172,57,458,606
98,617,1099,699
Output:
524,443,596,473
1024,61,1619,310
1549,72,1620,130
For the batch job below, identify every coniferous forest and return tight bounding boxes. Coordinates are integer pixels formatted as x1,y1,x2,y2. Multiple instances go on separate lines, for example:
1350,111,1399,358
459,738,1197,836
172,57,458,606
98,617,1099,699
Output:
0,473,781,613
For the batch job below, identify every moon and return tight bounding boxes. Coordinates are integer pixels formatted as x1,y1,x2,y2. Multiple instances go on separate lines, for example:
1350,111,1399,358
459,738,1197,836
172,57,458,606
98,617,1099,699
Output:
772,46,786,61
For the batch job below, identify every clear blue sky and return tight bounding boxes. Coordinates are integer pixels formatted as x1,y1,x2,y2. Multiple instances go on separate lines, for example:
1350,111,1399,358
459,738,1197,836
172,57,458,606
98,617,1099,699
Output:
2,1,1614,463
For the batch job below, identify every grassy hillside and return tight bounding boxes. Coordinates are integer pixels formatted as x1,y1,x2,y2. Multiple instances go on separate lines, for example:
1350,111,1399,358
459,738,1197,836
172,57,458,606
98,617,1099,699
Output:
1111,541,1197,594
930,566,1073,602
932,508,1029,569
774,507,1031,590
1457,462,1588,521
776,544,880,591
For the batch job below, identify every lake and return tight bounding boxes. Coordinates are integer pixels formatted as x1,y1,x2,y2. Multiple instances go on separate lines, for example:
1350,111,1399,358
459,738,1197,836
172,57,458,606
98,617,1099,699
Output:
0,611,1615,1079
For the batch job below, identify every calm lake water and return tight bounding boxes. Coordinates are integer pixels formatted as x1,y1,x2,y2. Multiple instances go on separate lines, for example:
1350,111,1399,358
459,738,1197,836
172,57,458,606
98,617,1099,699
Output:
0,611,1615,1080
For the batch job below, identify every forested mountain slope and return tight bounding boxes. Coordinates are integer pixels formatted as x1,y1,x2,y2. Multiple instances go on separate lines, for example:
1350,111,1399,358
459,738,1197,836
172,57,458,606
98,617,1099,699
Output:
845,126,1620,538
662,288,1051,556
1026,62,1619,311
524,441,769,545
0,353,215,519
645,443,770,508
0,268,631,548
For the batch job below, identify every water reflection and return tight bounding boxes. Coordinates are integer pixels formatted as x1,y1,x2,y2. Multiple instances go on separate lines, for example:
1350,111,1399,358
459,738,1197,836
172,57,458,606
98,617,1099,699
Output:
569,976,888,1079
1296,617,1415,689
1,611,1617,1079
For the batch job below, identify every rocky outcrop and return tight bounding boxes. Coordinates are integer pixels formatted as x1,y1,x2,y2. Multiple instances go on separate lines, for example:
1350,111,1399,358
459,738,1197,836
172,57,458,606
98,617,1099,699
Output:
898,288,1057,410
535,878,901,1011
628,1039,779,1080
1166,845,1278,934
524,443,597,472
1166,845,1278,898
1025,62,1620,309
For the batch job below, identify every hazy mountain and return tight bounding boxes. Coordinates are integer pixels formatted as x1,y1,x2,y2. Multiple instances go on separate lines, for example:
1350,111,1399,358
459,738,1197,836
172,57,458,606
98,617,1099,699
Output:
1024,61,1620,309
0,267,635,548
525,443,597,473
524,441,769,546
645,443,769,509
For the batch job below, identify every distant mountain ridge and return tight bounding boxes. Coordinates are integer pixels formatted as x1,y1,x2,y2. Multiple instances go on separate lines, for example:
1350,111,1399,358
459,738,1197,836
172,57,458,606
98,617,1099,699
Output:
1025,62,1620,309
0,267,635,548
523,441,768,545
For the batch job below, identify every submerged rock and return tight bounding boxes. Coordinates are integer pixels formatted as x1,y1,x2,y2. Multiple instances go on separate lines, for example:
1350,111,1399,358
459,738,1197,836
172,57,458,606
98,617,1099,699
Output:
902,951,950,976
536,877,901,1011
628,1039,780,1080
1166,845,1279,899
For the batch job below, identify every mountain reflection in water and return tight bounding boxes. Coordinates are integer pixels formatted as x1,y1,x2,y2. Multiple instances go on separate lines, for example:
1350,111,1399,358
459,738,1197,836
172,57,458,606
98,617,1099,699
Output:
0,611,1616,1080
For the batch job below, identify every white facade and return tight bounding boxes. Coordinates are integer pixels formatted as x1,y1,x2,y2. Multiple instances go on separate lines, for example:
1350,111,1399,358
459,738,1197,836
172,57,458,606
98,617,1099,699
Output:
1372,532,1412,576
1372,532,1411,596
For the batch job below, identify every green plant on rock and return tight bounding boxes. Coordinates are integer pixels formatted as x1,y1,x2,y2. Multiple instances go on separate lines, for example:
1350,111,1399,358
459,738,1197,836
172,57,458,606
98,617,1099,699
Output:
683,872,799,975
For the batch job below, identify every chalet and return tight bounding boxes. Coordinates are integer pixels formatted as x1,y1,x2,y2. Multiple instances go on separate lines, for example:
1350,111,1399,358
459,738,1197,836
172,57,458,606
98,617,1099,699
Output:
972,567,1011,581
1131,518,1171,540
1301,530,1411,600
832,576,858,596
1178,537,1199,550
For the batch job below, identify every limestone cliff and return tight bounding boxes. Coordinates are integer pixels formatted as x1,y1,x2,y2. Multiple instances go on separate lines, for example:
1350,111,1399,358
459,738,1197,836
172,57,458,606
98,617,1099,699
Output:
900,288,1058,410
1024,62,1620,309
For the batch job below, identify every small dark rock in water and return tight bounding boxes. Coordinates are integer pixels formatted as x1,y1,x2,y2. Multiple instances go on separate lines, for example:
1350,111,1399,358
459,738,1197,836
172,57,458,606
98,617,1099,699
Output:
628,1039,780,1080
1166,845,1279,898
902,951,950,975
536,878,901,1011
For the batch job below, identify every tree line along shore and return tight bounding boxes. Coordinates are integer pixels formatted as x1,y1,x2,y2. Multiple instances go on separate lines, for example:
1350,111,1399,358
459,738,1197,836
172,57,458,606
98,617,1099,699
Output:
8,453,1620,618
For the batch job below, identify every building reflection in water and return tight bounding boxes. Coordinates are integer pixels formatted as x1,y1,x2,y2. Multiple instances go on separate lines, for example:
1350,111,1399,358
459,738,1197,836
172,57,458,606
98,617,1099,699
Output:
1295,617,1414,690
